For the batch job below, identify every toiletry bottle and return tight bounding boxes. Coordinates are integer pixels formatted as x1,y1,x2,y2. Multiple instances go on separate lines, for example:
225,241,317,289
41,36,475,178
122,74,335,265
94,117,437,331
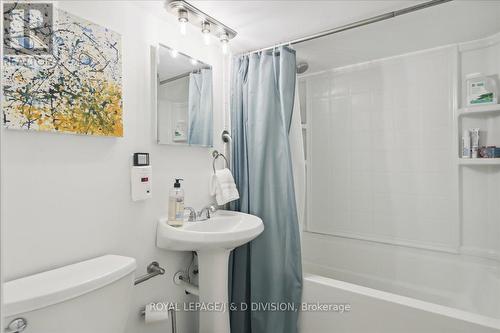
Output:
462,129,471,158
470,128,480,159
168,178,185,227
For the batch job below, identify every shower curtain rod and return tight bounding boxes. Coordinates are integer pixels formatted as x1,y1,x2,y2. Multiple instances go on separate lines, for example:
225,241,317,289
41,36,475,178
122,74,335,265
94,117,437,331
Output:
239,0,453,56
160,72,192,85
160,68,209,85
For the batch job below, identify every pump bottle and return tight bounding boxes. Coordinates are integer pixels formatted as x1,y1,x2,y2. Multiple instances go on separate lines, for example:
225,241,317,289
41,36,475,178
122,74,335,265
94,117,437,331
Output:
168,178,184,227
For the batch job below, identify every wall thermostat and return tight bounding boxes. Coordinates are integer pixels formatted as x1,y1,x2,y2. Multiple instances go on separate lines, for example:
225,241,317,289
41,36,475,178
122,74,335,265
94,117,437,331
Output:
133,153,149,166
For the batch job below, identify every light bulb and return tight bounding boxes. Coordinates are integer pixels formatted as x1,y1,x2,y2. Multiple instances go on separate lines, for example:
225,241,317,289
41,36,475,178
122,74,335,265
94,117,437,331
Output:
201,22,211,46
220,32,229,54
170,49,178,58
179,21,187,35
178,9,188,36
203,32,210,45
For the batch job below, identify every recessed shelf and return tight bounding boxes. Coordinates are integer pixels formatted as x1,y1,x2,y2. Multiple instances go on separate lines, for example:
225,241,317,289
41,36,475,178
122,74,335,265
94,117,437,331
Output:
457,104,500,117
458,158,500,166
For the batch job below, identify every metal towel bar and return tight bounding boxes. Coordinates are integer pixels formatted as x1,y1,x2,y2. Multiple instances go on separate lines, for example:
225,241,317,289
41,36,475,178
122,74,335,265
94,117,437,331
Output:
5,318,27,333
221,130,232,143
134,262,165,285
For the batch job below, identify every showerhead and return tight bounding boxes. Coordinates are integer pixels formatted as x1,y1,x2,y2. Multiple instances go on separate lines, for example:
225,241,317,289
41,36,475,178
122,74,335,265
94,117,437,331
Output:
296,62,309,74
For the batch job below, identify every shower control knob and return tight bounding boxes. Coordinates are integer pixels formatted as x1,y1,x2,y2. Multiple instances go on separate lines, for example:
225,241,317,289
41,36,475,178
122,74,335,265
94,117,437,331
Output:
5,318,27,333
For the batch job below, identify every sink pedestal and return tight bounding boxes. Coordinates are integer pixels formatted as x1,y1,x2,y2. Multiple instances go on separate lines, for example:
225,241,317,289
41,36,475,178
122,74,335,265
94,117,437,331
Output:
156,211,264,333
197,249,231,333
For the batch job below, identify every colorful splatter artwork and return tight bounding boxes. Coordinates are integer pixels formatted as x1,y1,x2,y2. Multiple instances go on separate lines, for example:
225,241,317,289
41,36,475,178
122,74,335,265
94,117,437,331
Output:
2,9,123,136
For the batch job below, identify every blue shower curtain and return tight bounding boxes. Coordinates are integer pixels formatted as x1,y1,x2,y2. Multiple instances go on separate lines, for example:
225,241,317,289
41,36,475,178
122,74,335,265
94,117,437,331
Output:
229,46,302,333
188,68,213,146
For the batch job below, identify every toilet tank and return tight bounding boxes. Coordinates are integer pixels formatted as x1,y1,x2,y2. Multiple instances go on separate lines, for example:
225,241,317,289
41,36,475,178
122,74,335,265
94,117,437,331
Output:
4,255,137,333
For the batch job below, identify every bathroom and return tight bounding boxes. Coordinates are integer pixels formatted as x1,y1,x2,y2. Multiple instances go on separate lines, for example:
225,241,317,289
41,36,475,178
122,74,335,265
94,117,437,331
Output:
1,0,500,332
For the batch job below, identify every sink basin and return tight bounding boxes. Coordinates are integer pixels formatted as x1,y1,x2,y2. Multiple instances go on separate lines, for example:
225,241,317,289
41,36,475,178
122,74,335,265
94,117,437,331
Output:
156,210,264,251
156,210,264,333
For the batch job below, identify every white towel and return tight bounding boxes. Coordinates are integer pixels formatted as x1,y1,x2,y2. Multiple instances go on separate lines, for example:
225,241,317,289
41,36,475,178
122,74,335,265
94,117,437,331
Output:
210,168,240,205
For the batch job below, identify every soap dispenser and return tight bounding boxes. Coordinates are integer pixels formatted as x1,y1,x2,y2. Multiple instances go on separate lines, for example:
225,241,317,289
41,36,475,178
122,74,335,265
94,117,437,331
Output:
168,178,185,227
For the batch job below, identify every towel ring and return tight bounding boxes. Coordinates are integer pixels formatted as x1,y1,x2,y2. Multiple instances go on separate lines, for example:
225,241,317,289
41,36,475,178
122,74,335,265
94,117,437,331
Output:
212,150,228,173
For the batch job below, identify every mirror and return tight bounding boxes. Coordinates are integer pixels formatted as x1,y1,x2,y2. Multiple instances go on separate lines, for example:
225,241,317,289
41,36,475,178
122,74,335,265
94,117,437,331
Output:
156,44,213,147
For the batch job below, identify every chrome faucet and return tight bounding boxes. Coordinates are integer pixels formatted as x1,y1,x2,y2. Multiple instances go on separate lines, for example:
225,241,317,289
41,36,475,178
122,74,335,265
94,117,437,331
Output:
197,205,218,221
184,207,197,222
184,205,218,222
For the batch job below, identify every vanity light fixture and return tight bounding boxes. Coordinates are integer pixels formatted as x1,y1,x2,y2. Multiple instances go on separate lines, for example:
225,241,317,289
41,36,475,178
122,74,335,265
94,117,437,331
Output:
201,22,211,45
165,0,236,53
177,8,188,35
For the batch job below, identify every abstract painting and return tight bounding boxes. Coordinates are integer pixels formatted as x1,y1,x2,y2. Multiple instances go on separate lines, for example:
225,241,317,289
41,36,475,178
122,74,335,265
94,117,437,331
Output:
2,9,123,136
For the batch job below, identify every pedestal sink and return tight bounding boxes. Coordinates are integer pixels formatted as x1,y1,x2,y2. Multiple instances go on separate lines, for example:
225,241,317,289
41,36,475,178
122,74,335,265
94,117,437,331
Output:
156,210,264,333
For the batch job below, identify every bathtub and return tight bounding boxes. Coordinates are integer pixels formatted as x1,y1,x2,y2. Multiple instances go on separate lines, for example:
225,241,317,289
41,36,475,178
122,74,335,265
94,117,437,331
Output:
299,274,500,333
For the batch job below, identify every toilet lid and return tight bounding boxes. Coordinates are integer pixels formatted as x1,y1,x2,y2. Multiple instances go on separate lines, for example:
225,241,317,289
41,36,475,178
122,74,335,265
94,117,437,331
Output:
4,255,136,317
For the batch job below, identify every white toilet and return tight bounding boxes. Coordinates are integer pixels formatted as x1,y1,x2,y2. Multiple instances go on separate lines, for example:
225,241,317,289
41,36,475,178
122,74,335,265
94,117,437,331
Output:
4,255,137,333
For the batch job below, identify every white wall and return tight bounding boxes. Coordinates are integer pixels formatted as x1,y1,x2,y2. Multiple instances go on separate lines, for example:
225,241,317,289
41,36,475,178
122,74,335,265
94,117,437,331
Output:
303,45,459,252
2,2,227,332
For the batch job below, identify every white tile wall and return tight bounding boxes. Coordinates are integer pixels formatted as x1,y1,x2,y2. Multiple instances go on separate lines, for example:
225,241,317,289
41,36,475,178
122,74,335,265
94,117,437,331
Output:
305,46,459,250
459,34,500,258
301,231,500,318
300,34,500,320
